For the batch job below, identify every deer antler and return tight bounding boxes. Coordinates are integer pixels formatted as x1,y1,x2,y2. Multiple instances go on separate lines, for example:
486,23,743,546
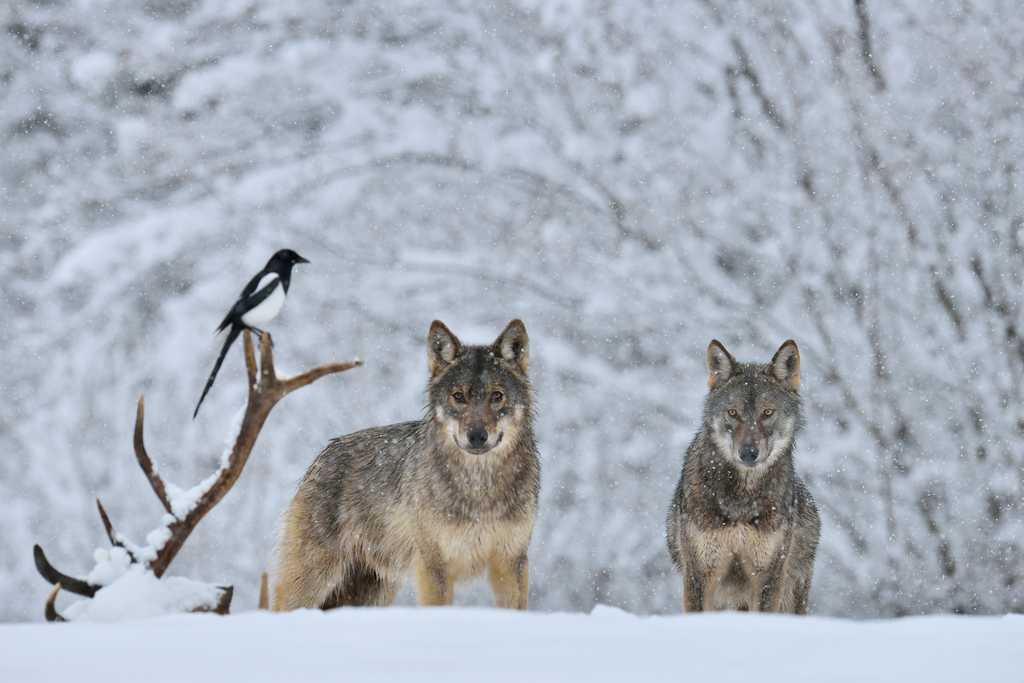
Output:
258,572,269,610
132,397,172,515
144,332,361,577
33,545,97,598
35,330,361,617
96,499,136,562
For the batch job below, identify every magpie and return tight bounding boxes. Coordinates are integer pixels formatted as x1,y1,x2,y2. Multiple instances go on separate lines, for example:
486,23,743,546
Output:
193,248,310,419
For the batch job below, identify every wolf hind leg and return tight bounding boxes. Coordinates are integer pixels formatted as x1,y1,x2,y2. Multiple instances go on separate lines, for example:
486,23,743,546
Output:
272,553,342,612
321,564,398,609
273,495,345,611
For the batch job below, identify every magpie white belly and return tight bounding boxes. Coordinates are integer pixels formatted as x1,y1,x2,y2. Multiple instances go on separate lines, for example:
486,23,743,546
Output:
242,283,285,326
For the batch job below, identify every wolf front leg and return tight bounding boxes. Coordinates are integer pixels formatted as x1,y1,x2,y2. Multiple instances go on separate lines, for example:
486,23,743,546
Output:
756,572,783,613
792,577,811,615
414,548,454,606
756,546,790,613
682,549,713,612
488,552,529,610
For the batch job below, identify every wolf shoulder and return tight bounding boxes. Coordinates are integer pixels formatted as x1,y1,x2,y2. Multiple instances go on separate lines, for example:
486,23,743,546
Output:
792,474,821,535
665,432,702,567
303,421,423,482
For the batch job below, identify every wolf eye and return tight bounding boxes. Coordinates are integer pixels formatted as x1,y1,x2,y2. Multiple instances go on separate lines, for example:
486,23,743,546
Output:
491,391,504,403
727,409,739,418
452,391,466,403
762,408,774,417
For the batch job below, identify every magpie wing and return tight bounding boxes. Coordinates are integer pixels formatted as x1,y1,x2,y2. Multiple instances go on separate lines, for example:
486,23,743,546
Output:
238,269,266,300
215,269,273,333
242,276,281,311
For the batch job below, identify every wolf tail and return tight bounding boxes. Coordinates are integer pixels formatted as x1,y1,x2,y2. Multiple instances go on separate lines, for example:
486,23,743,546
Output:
193,324,242,419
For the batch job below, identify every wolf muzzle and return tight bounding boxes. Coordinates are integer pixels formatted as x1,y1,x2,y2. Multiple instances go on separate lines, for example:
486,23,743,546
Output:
467,427,488,449
739,444,759,465
461,426,504,454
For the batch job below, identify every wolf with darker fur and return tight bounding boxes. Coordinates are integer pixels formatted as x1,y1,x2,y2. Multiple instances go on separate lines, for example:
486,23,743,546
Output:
666,339,820,613
274,320,539,611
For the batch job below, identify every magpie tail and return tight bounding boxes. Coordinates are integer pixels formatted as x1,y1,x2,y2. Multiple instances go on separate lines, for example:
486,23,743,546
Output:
193,325,242,419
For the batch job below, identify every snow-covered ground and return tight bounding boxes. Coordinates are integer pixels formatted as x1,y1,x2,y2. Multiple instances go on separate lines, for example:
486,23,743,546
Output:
2,608,1020,682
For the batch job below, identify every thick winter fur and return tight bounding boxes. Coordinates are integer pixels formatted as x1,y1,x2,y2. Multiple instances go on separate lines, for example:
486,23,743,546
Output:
274,320,539,611
666,340,820,613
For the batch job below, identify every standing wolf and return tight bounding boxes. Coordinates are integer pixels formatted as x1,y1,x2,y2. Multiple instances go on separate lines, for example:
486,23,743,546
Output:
274,320,539,611
666,339,820,613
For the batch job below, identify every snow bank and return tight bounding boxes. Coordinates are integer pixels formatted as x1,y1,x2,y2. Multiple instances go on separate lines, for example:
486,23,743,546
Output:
63,546,226,623
1,608,1019,683
65,566,224,622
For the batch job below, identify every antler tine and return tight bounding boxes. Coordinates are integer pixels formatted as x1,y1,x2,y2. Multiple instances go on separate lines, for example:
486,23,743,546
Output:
258,572,269,610
96,498,116,545
280,359,363,394
45,583,66,622
214,585,234,615
133,396,173,515
242,330,258,392
190,586,234,614
258,332,276,386
95,499,136,562
33,545,97,598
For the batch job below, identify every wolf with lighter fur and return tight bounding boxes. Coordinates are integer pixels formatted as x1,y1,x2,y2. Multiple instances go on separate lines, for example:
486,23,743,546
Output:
274,320,539,611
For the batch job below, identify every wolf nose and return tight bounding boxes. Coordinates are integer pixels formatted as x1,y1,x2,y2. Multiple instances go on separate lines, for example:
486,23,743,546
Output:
467,428,488,449
740,445,759,465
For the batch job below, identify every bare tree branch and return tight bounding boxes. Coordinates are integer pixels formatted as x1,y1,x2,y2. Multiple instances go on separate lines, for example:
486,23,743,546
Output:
730,35,788,131
853,0,887,91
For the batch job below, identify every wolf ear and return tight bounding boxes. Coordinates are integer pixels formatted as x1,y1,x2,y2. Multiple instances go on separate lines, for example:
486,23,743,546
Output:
493,319,529,374
706,340,735,389
770,339,800,391
428,320,462,377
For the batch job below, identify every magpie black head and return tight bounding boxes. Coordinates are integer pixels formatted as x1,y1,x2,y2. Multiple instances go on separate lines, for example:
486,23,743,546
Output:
265,249,310,273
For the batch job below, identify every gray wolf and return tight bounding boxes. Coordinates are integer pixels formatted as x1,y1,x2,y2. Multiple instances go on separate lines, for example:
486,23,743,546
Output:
666,339,820,613
273,319,539,611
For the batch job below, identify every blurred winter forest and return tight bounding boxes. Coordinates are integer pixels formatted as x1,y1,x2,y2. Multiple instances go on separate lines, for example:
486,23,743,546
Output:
2,0,1023,622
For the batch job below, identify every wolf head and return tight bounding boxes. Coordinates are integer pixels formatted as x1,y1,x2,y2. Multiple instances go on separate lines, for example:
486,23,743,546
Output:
426,319,532,456
702,339,803,470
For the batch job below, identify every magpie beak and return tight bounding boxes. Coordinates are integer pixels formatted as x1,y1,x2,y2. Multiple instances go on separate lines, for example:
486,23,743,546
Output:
193,248,309,418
